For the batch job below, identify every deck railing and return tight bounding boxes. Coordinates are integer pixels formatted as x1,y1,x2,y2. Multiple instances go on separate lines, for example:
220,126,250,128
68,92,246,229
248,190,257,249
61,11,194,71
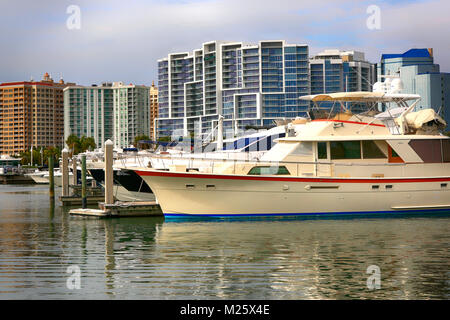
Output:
110,152,447,178
143,154,432,178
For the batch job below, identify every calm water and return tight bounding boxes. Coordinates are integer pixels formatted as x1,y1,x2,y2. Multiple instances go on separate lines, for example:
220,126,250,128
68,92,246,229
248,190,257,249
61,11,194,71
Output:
0,184,449,300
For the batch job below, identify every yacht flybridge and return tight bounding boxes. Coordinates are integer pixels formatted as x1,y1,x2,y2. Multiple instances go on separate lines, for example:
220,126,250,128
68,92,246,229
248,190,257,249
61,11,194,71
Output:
132,84,450,218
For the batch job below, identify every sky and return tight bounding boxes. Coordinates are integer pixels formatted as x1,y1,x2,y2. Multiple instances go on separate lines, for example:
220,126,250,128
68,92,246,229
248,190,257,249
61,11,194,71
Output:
0,0,449,86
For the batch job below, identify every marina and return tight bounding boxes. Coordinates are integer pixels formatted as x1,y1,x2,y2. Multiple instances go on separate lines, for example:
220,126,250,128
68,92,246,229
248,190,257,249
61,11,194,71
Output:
0,86,447,299
2,80,449,220
0,1,449,304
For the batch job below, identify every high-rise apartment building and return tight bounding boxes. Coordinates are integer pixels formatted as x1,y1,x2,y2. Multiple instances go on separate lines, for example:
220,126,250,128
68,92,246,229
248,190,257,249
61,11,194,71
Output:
149,81,158,140
112,83,150,149
378,49,450,128
64,82,150,149
310,49,376,95
63,83,114,149
0,73,74,155
156,40,310,139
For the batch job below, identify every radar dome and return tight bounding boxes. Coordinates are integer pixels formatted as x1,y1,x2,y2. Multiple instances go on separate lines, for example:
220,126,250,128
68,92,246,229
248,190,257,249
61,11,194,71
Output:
373,82,383,93
390,78,404,93
384,77,392,87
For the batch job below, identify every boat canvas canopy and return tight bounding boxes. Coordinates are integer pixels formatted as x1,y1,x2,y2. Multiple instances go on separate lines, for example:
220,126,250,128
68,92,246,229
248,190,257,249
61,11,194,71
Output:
395,109,447,130
299,92,421,103
276,135,450,142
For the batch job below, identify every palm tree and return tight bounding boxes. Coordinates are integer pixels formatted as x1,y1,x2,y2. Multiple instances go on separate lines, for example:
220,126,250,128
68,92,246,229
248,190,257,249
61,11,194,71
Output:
65,135,97,156
66,134,81,156
80,136,96,152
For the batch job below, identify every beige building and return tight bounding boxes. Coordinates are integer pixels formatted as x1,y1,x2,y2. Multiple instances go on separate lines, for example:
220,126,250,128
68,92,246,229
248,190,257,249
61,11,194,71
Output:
0,73,75,155
149,81,158,140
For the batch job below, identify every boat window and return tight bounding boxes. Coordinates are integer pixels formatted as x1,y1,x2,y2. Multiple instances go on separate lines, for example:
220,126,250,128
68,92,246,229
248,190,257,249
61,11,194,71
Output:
291,142,313,156
362,141,387,159
318,142,327,160
391,148,400,158
248,166,291,175
330,141,361,160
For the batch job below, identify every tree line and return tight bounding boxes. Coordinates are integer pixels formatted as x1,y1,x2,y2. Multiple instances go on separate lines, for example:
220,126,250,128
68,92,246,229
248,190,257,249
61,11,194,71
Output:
18,135,96,166
19,147,61,167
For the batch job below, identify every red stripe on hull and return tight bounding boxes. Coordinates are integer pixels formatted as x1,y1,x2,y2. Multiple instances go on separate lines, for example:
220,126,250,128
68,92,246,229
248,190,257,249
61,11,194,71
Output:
135,170,450,184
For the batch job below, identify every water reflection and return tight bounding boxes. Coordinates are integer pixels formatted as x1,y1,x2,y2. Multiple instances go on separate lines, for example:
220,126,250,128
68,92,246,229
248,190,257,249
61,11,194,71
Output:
104,219,115,294
0,185,448,299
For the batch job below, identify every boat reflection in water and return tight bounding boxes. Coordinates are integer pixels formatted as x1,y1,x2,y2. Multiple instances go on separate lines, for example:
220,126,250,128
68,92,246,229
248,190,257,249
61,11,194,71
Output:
151,216,450,299
0,185,448,299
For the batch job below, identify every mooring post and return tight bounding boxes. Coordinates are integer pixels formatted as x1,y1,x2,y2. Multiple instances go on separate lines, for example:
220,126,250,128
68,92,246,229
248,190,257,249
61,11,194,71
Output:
81,154,87,209
72,156,77,187
62,149,69,197
48,156,54,200
105,140,114,205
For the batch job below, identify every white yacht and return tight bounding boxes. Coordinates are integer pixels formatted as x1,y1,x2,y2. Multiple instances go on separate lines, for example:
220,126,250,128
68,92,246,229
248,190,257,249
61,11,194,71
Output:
133,85,450,218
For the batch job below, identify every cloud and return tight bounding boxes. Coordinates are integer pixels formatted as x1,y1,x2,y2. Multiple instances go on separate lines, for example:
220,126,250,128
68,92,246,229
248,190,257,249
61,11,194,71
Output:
358,0,450,68
0,0,448,85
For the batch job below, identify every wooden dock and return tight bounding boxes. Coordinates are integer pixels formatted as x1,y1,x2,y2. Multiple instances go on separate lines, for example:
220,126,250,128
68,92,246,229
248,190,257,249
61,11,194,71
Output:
59,185,105,206
69,201,163,218
0,174,35,184
66,141,163,218
60,195,106,206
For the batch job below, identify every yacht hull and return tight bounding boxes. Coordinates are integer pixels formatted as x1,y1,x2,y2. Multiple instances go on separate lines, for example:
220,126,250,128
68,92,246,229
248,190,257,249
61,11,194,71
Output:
29,175,49,184
88,168,155,202
136,170,450,217
112,185,156,202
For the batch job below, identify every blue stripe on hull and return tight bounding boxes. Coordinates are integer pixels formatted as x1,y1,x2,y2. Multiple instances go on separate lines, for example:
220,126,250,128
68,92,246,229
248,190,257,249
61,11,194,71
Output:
164,209,450,220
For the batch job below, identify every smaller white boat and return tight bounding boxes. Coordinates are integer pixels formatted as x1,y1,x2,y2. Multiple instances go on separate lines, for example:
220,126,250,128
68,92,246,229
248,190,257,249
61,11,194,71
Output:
26,169,49,184
43,170,92,187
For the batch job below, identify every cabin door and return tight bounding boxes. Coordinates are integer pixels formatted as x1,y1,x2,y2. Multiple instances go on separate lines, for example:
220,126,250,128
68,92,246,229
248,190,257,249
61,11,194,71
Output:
316,142,332,176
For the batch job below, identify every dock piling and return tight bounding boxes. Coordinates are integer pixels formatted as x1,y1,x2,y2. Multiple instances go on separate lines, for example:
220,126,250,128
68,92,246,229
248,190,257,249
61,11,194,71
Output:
62,149,69,197
81,154,87,209
48,156,54,199
69,139,163,217
105,140,114,205
72,156,77,188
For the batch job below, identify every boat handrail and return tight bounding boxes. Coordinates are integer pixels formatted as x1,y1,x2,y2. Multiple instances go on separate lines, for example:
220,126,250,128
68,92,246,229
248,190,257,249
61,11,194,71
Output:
142,156,411,168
